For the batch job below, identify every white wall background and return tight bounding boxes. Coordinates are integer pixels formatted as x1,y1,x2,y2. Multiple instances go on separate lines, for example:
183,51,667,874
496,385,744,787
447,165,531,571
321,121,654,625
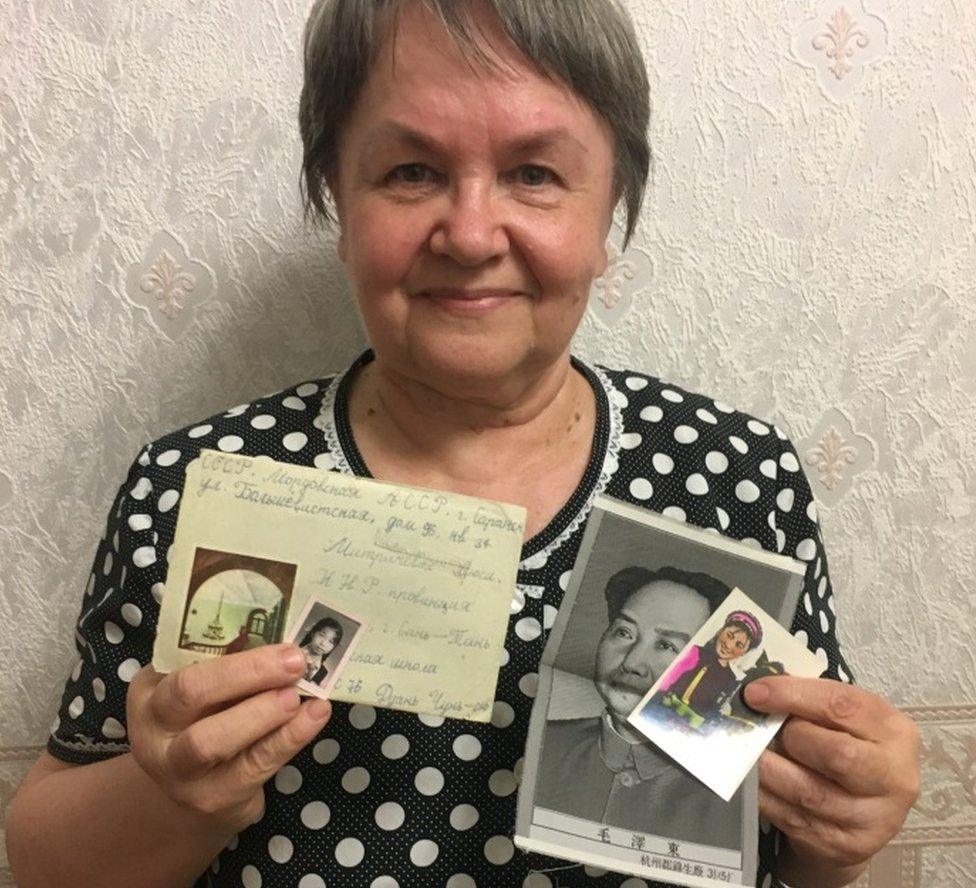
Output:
1,1,973,884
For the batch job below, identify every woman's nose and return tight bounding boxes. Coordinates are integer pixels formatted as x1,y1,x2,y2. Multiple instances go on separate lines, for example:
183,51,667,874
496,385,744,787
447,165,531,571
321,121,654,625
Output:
428,179,510,266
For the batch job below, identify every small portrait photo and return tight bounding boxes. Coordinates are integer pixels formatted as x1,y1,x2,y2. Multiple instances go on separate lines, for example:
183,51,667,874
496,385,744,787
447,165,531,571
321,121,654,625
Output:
637,602,774,736
627,586,825,801
284,598,366,700
178,548,296,656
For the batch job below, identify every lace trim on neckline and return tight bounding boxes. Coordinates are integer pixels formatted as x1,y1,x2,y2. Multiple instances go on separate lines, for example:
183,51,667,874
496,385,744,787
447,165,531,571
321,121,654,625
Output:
313,370,355,476
312,361,625,569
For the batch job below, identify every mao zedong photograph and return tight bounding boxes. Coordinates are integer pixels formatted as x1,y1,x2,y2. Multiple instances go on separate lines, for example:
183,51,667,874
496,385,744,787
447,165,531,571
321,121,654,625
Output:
535,565,745,850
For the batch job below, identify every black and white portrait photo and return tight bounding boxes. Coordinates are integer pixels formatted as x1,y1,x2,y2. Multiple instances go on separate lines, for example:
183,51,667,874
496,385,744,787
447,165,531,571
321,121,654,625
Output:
516,497,808,887
285,598,366,699
535,563,745,845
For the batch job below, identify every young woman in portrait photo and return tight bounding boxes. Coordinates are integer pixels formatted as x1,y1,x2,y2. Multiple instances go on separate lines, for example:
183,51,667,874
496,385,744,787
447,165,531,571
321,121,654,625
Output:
651,609,763,729
297,616,344,686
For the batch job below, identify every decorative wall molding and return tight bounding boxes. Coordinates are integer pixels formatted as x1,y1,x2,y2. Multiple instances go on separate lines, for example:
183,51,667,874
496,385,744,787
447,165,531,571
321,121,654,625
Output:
793,1,888,103
592,242,637,313
852,845,920,888
797,408,877,506
902,704,976,726
124,230,214,340
590,241,640,328
0,746,42,763
587,223,664,330
896,703,976,861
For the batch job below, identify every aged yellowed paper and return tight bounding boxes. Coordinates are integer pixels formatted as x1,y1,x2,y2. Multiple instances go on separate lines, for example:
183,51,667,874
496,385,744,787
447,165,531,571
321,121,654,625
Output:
152,450,526,722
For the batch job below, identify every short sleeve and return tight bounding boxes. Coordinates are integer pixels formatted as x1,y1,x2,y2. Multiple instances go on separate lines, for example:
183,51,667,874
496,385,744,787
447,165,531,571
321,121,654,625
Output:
772,431,853,684
48,445,167,763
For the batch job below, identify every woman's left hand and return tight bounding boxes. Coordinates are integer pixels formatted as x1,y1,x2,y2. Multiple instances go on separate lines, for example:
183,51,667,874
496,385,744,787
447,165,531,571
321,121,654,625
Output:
745,675,921,873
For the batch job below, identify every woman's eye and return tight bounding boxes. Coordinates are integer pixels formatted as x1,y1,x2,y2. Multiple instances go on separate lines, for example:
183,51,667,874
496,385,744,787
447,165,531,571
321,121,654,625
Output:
516,165,555,187
388,163,435,185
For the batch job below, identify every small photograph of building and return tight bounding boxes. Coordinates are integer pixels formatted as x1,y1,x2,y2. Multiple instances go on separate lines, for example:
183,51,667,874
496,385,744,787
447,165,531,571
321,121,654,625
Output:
178,547,297,656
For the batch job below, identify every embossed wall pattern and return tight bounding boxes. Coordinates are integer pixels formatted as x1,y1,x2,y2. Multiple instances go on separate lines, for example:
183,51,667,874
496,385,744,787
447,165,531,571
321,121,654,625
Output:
1,1,973,885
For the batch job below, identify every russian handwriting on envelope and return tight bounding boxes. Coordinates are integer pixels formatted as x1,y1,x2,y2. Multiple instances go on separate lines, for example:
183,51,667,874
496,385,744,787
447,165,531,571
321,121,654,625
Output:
152,450,527,722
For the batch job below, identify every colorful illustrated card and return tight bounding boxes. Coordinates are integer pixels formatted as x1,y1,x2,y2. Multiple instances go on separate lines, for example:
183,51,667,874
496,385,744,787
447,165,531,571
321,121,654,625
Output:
627,587,826,801
283,597,366,700
152,450,526,722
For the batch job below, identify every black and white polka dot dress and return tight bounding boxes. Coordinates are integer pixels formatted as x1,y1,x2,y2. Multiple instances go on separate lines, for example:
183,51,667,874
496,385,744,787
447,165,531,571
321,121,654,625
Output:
50,350,852,888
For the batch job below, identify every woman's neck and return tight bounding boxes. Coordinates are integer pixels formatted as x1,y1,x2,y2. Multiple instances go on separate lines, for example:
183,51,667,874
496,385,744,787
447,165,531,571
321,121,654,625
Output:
346,352,595,510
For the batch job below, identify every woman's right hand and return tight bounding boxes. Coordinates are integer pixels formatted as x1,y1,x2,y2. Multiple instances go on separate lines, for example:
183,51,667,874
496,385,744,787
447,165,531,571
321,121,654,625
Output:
126,643,331,834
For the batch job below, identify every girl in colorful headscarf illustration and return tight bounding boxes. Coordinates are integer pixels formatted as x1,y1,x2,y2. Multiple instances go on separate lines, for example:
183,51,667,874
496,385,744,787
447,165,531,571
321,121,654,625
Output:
645,610,763,730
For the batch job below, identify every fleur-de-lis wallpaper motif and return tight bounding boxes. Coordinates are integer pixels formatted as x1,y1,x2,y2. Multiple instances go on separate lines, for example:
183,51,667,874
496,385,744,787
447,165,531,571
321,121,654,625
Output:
592,243,636,310
805,425,858,490
139,249,196,320
125,232,214,340
813,6,871,80
793,1,887,103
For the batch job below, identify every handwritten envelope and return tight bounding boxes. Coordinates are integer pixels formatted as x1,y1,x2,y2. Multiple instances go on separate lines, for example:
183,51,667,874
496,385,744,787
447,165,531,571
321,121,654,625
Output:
152,450,527,722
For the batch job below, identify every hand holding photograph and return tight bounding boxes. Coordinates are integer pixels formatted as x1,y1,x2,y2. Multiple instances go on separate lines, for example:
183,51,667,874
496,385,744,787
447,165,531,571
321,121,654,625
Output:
627,586,826,802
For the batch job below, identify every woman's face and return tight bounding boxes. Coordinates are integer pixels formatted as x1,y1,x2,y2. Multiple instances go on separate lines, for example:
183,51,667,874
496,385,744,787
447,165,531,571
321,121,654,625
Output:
715,626,751,662
309,626,339,656
331,1,618,395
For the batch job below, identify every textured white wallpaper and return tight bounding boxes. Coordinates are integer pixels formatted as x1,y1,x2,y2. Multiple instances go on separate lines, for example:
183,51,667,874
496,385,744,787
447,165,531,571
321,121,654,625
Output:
1,1,973,884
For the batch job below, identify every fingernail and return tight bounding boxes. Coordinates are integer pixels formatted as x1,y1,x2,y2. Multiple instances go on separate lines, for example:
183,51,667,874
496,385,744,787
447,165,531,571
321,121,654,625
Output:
307,697,331,721
281,646,306,674
278,687,300,711
747,681,770,704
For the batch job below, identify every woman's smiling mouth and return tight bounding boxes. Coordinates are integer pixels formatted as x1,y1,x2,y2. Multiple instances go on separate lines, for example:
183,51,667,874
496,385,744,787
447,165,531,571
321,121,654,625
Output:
420,288,522,316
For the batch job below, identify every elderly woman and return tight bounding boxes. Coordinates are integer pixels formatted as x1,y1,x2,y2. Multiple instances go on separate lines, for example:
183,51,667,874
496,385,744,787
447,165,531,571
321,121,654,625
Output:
6,1,919,887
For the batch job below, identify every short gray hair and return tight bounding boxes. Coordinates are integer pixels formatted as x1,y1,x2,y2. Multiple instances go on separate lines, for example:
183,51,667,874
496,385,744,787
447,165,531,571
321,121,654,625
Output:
299,0,650,248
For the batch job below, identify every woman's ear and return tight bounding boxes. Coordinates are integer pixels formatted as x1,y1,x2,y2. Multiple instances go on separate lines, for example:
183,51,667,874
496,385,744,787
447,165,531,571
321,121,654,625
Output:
595,185,623,280
595,240,610,280
325,173,347,263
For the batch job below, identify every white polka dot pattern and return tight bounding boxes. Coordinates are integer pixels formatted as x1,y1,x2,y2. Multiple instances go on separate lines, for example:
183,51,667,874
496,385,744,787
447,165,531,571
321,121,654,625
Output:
449,803,479,830
375,801,405,831
312,738,340,764
629,477,653,500
300,801,330,830
334,837,365,867
414,767,444,796
48,357,847,888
